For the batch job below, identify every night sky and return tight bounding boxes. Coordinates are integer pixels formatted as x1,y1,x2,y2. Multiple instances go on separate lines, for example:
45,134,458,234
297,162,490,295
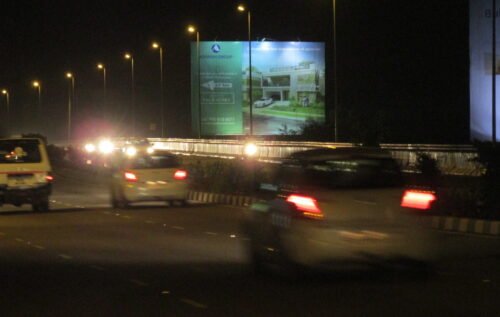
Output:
0,0,469,144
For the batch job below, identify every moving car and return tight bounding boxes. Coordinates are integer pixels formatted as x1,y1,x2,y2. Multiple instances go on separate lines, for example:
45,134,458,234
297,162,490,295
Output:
109,150,189,208
253,97,274,108
0,137,53,212
243,147,437,274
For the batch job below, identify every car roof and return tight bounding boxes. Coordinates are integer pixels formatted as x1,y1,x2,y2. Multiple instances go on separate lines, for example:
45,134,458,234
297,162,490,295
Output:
0,137,43,143
287,147,393,162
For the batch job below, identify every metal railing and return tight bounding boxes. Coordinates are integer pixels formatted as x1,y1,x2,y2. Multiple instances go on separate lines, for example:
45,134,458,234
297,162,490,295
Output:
148,138,482,176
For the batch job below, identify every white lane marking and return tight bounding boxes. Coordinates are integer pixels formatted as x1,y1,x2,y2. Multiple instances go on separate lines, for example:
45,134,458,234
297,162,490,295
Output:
123,215,132,219
59,254,73,260
145,220,156,224
89,265,106,271
129,279,149,287
229,234,236,238
179,298,208,309
15,238,24,242
171,226,184,230
115,213,121,216
205,232,217,235
161,290,171,295
33,245,45,250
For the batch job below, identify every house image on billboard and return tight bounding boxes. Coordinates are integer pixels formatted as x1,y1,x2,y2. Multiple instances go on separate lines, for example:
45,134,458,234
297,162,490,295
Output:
243,62,325,105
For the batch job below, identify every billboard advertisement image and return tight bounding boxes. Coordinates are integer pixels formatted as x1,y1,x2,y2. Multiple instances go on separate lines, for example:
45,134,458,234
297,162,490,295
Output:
191,41,325,136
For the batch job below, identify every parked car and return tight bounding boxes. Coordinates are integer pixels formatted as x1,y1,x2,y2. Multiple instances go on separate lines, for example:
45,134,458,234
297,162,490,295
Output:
0,137,54,211
253,97,274,108
109,150,189,208
242,147,438,275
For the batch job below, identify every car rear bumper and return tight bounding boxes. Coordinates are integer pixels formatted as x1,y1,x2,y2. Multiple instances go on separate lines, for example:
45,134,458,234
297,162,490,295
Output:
0,183,52,205
123,184,189,202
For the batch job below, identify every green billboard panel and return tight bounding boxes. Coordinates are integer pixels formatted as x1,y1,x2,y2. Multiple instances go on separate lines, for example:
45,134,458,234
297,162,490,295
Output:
191,41,243,136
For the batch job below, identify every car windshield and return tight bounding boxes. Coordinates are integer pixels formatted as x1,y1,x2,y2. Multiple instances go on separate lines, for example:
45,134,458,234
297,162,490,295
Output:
0,139,41,164
127,154,179,169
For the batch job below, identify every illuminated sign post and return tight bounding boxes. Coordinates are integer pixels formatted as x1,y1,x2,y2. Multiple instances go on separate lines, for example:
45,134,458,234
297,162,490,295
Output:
191,41,325,136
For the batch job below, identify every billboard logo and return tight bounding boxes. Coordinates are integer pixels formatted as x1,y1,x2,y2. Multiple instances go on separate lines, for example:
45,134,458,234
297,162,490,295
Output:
211,44,221,53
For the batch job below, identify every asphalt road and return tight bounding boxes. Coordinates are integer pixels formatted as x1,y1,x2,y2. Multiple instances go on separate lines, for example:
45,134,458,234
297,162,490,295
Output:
1,175,500,316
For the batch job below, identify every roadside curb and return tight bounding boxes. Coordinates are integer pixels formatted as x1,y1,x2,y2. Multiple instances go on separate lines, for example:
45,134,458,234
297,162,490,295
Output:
188,191,500,237
428,216,500,236
188,191,256,207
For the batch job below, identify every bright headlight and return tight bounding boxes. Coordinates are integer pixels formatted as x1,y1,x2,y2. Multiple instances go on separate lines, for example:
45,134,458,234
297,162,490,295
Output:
98,140,114,154
125,146,137,156
146,147,155,154
84,143,96,153
244,143,258,156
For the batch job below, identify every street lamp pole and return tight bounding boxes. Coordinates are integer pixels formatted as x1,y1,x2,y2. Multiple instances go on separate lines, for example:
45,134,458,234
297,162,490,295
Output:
66,72,75,144
152,42,165,137
97,63,107,119
188,26,202,138
238,5,253,136
32,81,42,134
32,81,41,115
1,89,9,133
125,53,136,136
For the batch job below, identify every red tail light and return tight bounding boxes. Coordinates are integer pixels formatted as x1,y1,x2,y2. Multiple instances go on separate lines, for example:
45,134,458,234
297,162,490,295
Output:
45,174,54,182
174,170,187,180
401,190,436,210
286,194,324,219
124,171,138,182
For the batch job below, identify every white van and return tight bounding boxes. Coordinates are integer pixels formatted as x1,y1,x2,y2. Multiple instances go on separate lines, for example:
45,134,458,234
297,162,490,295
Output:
0,138,53,211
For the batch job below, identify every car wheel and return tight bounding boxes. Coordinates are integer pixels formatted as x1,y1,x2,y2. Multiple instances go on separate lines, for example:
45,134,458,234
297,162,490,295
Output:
32,197,49,212
111,186,129,209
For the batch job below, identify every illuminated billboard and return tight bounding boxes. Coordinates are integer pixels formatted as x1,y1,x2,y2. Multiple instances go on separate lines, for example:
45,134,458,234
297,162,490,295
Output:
191,41,325,136
470,0,500,141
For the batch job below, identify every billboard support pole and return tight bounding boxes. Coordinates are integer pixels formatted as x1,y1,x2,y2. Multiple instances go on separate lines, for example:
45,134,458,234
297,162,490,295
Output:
197,32,202,138
248,11,253,136
333,0,338,142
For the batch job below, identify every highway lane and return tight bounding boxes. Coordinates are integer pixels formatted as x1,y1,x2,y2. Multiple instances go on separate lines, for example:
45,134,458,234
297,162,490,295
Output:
1,176,500,316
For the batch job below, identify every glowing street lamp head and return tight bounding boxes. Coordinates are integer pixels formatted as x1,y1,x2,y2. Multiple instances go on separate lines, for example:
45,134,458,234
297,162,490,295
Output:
124,53,132,59
97,63,104,70
152,42,160,49
237,5,246,12
32,81,40,87
187,25,196,33
1,89,7,95
66,72,73,78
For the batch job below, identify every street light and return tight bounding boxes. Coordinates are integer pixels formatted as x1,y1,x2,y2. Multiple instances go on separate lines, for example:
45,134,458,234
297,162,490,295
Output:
124,52,136,136
97,63,107,119
1,89,9,133
187,25,202,138
32,81,41,114
66,72,75,144
237,4,253,136
151,42,165,137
